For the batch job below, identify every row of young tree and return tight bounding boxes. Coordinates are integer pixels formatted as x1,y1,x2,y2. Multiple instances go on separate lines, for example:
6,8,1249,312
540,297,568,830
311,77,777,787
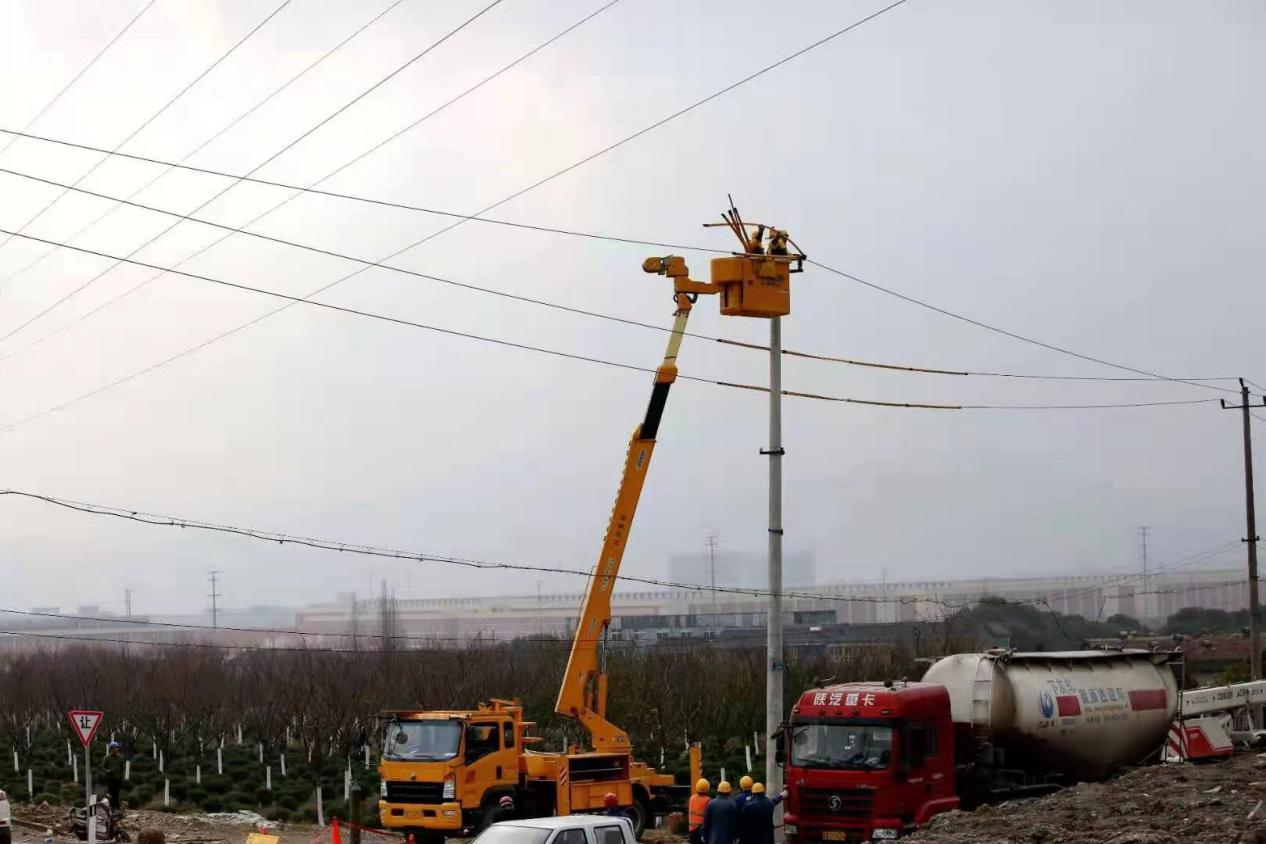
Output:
0,638,923,781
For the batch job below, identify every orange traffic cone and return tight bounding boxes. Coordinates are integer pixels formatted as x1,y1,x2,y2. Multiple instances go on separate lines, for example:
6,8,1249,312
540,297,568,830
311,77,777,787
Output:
330,818,342,844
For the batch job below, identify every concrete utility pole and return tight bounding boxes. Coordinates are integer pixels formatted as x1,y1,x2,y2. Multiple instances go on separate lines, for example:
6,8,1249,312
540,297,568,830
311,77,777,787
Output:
707,534,720,628
764,316,785,794
208,570,221,629
1221,380,1266,685
1138,527,1149,620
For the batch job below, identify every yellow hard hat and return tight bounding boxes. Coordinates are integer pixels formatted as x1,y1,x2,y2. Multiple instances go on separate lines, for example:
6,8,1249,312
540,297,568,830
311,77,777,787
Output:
752,783,766,795
739,776,754,790
695,778,710,794
717,781,732,794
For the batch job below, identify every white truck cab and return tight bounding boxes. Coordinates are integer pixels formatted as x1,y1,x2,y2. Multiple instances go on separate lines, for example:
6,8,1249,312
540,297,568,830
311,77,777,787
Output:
473,815,636,844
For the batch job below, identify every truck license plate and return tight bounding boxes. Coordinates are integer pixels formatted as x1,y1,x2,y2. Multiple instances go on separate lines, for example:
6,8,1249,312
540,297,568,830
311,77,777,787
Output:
821,832,849,841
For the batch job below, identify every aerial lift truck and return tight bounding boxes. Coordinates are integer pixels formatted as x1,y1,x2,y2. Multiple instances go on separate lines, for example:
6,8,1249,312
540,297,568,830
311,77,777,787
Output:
377,209,806,841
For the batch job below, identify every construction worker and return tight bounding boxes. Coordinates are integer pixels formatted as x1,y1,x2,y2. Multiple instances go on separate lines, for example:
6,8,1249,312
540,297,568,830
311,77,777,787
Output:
103,742,125,811
601,793,628,820
733,776,755,813
737,784,786,844
0,788,11,844
486,794,516,827
688,778,711,844
701,781,737,844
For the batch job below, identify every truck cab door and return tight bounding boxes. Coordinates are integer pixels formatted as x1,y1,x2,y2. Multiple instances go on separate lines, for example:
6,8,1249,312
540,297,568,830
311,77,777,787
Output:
902,723,954,815
459,721,518,808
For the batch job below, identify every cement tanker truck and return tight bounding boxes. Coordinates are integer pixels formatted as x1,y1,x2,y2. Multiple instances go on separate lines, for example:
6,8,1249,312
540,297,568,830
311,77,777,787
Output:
777,649,1178,843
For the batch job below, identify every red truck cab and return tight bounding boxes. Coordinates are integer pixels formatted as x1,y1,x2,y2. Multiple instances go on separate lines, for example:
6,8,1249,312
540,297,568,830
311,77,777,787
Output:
779,682,960,842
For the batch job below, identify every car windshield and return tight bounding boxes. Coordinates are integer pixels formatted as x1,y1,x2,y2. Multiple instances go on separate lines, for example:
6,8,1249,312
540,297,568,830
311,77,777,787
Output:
383,720,462,761
471,826,551,844
790,723,893,770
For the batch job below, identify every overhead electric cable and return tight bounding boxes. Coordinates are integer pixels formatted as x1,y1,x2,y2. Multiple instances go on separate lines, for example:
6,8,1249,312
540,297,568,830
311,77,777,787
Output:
0,0,504,343
0,0,621,376
807,258,1242,396
0,135,1242,389
0,166,1244,395
0,488,1244,613
0,229,1225,429
0,0,412,293
0,0,161,158
0,0,296,261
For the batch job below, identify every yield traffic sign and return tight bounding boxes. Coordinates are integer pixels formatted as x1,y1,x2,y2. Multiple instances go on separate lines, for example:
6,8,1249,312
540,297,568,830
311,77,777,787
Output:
67,710,103,747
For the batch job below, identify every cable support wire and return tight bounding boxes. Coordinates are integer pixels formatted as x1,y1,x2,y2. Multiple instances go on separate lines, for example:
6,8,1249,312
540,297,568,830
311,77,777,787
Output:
805,259,1241,397
0,147,1245,393
0,0,411,295
0,0,913,423
0,0,296,262
0,0,506,345
0,0,160,158
0,489,1247,614
0,0,616,361
0,230,1224,426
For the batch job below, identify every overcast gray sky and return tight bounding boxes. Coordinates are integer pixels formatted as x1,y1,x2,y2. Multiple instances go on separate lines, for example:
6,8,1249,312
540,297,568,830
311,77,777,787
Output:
0,0,1262,616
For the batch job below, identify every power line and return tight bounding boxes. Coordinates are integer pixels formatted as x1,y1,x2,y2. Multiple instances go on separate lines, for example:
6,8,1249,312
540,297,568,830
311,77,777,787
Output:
807,258,1242,397
0,166,1244,402
0,145,1244,394
0,0,622,386
0,487,1245,613
0,0,913,412
0,0,412,295
0,228,1227,427
0,0,160,158
0,0,504,343
0,0,297,263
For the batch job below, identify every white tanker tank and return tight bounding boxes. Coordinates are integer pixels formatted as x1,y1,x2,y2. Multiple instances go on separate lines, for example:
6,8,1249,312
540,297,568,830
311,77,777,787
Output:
922,649,1178,781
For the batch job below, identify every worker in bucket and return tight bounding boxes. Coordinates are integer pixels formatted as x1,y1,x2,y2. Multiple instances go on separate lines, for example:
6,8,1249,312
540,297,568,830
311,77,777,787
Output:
733,776,755,813
687,778,711,844
700,781,737,844
736,784,786,844
103,741,125,811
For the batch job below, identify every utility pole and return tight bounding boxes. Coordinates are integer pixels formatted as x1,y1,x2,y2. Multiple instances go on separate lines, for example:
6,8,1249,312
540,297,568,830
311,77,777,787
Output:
124,588,132,619
1221,380,1266,687
208,571,221,629
707,534,720,630
1138,526,1149,621
764,315,784,795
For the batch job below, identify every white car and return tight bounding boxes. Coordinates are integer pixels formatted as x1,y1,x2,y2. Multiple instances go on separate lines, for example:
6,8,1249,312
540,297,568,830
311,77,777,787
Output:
472,815,637,844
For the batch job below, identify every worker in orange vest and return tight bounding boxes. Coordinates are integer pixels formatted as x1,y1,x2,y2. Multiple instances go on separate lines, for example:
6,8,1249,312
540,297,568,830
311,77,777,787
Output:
688,778,711,844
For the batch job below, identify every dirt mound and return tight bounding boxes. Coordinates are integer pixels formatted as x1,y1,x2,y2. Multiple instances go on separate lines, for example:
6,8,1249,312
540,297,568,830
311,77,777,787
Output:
912,754,1266,844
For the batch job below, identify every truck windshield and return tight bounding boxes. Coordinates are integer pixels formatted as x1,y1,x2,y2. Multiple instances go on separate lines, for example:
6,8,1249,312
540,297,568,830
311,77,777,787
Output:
384,720,462,761
789,723,893,770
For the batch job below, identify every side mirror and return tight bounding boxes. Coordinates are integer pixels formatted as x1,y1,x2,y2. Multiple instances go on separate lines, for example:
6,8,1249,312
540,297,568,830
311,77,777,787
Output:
774,749,785,766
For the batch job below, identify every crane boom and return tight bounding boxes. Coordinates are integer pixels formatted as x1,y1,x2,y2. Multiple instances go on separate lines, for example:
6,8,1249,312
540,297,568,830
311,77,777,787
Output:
554,259,717,753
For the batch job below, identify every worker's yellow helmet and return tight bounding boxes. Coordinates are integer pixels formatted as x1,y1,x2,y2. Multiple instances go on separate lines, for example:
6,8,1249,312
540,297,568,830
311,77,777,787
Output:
739,776,754,790
751,783,766,795
717,781,732,794
695,778,710,794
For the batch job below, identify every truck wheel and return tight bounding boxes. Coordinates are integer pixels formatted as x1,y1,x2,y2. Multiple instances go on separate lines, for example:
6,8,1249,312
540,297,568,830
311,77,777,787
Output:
628,797,650,840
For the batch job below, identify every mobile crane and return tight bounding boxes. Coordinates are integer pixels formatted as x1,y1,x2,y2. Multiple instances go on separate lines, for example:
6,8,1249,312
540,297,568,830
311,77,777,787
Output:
378,208,804,842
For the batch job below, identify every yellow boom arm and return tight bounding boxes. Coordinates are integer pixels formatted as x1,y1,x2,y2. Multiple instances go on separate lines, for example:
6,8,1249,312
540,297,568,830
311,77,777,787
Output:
555,260,716,752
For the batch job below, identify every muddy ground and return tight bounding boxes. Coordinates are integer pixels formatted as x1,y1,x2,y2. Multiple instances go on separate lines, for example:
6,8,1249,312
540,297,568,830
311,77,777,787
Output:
15,755,1266,844
912,752,1266,844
